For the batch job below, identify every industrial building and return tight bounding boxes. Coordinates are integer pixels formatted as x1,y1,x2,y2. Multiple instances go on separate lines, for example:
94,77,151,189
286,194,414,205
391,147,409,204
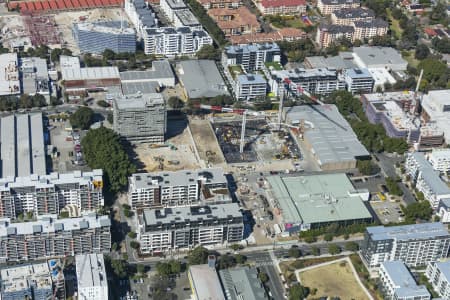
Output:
75,254,109,300
361,222,450,268
137,203,243,254
0,213,111,262
176,60,230,99
0,113,46,178
269,67,346,97
235,74,267,100
222,43,281,72
219,267,269,300
188,264,225,300
304,52,357,70
120,60,176,93
60,56,121,95
113,93,166,143
284,105,370,170
128,168,229,209
20,57,50,99
405,152,450,209
143,27,212,56
343,68,374,93
421,89,450,144
73,21,136,54
353,46,408,71
0,53,20,96
267,173,372,232
0,169,104,219
379,261,431,300
426,261,450,299
125,0,158,38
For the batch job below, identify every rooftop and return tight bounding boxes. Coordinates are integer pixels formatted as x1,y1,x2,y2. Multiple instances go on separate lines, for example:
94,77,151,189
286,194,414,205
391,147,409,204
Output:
61,55,120,81
75,254,108,289
224,43,280,56
237,74,266,85
20,57,49,95
319,24,354,34
409,152,450,197
219,267,268,300
113,92,164,110
0,53,20,95
209,6,259,30
177,60,229,99
381,261,430,298
421,89,450,143
320,0,360,4
333,7,375,19
305,52,357,70
353,46,407,70
121,81,160,95
1,263,51,294
189,265,225,300
164,0,187,9
120,60,175,82
74,21,135,35
366,222,450,241
60,55,81,69
353,18,388,28
175,9,200,26
128,0,158,28
345,68,373,78
267,173,372,226
433,261,450,282
284,105,370,165
260,0,306,8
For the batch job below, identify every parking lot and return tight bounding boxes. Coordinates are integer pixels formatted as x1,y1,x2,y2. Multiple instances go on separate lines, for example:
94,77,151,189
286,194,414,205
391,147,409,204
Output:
370,199,405,224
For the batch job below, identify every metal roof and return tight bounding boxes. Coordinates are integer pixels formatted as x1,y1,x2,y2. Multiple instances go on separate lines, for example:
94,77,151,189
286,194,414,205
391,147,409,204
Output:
381,261,430,298
353,46,407,69
121,81,159,95
75,254,108,289
366,222,449,241
219,267,268,300
120,60,174,82
189,265,225,300
113,92,164,109
61,65,120,81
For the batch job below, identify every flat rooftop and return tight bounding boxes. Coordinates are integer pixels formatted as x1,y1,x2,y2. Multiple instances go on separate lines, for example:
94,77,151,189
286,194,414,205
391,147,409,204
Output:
421,89,450,143
305,53,357,70
175,9,200,26
409,152,450,196
74,21,135,35
224,43,280,56
237,74,266,85
353,46,407,70
120,60,175,83
75,254,108,289
267,173,372,226
165,0,187,9
121,81,160,95
177,60,229,99
284,105,370,165
189,265,225,300
0,53,20,95
1,263,51,294
366,222,450,241
433,261,450,282
381,261,430,298
113,92,164,110
219,267,268,300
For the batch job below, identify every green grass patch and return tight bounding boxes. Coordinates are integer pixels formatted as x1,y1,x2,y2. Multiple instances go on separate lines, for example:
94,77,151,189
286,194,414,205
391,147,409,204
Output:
228,65,244,79
386,8,403,39
402,50,420,67
265,61,283,71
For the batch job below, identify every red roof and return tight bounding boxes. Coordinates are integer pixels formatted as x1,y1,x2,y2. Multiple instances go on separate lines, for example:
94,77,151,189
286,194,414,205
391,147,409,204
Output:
26,2,35,10
94,0,102,6
260,0,306,7
42,1,51,9
56,0,65,9
19,2,28,10
425,28,437,36
86,0,95,6
49,0,58,9
34,1,43,9
79,0,88,7
63,0,72,8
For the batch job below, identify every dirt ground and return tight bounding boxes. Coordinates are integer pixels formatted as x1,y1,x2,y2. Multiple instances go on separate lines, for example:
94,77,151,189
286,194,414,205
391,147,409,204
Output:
299,261,369,300
189,117,226,166
134,126,200,172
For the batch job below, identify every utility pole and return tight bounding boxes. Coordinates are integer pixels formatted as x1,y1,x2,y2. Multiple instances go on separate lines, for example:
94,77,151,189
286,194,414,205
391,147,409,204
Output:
240,112,246,154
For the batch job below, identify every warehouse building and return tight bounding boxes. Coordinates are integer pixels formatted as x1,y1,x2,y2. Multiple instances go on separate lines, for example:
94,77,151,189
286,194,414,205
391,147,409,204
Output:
137,203,243,254
0,113,46,178
0,169,104,220
128,168,229,209
361,222,450,268
113,92,166,143
267,173,372,233
75,254,109,300
0,53,20,96
120,60,176,93
219,267,269,300
20,57,51,99
73,21,136,54
284,105,370,170
0,213,111,262
189,264,225,300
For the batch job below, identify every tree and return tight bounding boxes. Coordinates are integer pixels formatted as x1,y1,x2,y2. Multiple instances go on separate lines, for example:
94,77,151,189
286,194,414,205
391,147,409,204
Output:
111,242,118,251
432,37,450,54
218,255,236,269
130,241,140,249
110,259,128,278
156,262,172,276
416,191,425,201
97,100,110,108
328,244,341,255
168,96,185,110
137,264,145,274
288,247,302,258
70,107,94,130
107,112,113,124
59,211,69,218
345,242,359,252
258,272,269,283
310,246,320,256
402,201,432,222
418,58,449,88
386,177,403,196
289,284,310,300
430,0,448,25
323,233,333,242
303,236,317,243
188,246,209,265
234,254,246,264
169,260,181,274
196,45,220,60
357,160,379,175
229,244,242,251
128,232,137,239
415,44,430,60
81,127,136,194
102,49,116,60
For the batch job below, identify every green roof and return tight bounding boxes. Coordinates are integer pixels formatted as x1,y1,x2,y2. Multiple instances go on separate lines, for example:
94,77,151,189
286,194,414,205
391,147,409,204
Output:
265,61,283,71
267,173,372,226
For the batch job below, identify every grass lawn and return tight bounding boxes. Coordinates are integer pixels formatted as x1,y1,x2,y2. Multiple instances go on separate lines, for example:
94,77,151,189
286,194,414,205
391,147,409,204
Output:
299,260,368,300
265,61,283,71
402,50,420,67
386,8,403,39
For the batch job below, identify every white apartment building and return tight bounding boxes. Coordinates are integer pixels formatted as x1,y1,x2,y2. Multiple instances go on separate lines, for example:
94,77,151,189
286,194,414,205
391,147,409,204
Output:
235,74,267,100
137,203,243,254
405,152,450,209
343,67,374,93
160,0,188,23
317,0,360,15
76,254,109,300
143,27,212,56
426,261,450,299
379,261,431,300
330,7,374,26
124,0,158,38
428,149,450,174
353,19,388,41
361,223,450,268
222,43,281,72
128,168,229,209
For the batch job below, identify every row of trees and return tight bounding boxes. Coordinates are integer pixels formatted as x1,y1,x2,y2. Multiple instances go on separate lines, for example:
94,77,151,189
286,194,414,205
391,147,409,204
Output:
0,94,48,111
400,201,433,223
299,222,369,241
385,177,403,196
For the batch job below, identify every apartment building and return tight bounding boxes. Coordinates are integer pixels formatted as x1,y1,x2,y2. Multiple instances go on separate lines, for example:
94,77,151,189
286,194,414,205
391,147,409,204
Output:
229,27,307,44
208,7,260,36
143,27,212,56
379,261,431,300
421,90,450,144
269,67,346,97
222,43,281,72
426,261,450,299
0,214,111,262
128,168,229,209
331,7,374,26
429,149,450,174
0,170,104,220
197,0,241,9
353,19,388,41
317,0,360,15
343,68,374,93
361,222,450,268
137,203,243,254
316,24,354,47
256,0,306,15
235,74,267,100
72,21,136,54
113,92,166,143
124,0,158,38
405,152,450,208
173,9,202,30
75,254,109,300
160,0,187,23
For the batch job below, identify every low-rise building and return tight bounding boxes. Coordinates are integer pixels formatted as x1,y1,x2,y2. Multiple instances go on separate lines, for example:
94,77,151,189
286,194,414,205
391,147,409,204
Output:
317,0,360,15
304,52,357,70
379,261,431,300
128,168,229,209
120,60,176,93
343,67,374,93
75,254,109,300
235,74,267,100
208,6,260,36
137,203,243,254
113,93,166,143
0,214,111,262
256,0,306,15
0,53,20,96
331,7,374,26
361,222,450,268
219,267,269,299
20,57,50,99
222,43,281,72
198,0,241,9
421,90,450,144
353,46,408,71
426,261,450,299
188,264,225,300
316,24,354,48
428,149,450,174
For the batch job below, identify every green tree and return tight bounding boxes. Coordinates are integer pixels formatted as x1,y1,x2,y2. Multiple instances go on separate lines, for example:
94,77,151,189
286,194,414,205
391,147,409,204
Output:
59,211,69,218
137,264,145,274
432,37,450,54
303,236,317,243
169,260,181,274
323,233,333,242
416,191,425,201
168,96,185,109
218,255,236,269
188,246,209,265
415,44,430,60
386,177,403,196
345,242,359,252
288,247,302,258
229,244,242,251
110,259,128,278
130,241,140,249
289,284,310,300
357,160,379,175
156,262,172,276
430,0,449,25
258,272,269,283
310,246,320,256
234,254,246,264
196,45,220,60
111,242,118,251
102,49,116,60
107,112,113,124
81,127,136,193
402,201,432,222
128,232,137,239
328,244,341,255
70,107,94,130
418,58,449,88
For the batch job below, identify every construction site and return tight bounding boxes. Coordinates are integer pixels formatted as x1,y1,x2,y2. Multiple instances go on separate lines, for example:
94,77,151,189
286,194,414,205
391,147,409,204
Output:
23,15,61,46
